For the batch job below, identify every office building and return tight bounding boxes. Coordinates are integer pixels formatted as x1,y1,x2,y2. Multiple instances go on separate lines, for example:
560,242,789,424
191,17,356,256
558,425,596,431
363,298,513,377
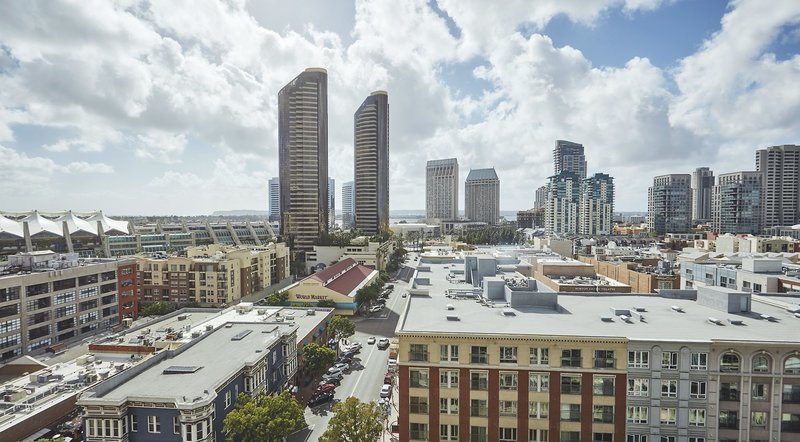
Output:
269,177,280,223
354,91,390,235
517,208,544,229
756,144,800,229
553,140,587,180
342,181,355,229
328,177,336,229
647,174,692,235
305,237,394,274
278,68,329,254
545,171,581,234
692,167,714,223
712,171,762,234
579,173,614,235
534,185,548,210
426,158,459,220
465,168,500,225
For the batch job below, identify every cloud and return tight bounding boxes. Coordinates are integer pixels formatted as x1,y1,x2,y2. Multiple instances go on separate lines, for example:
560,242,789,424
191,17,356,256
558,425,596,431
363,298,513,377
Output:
135,132,188,163
62,161,114,174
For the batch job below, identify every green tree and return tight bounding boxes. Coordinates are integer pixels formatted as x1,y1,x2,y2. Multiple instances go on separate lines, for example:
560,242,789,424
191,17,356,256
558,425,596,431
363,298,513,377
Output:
139,301,176,316
265,290,288,306
223,391,305,442
327,316,355,342
318,397,384,442
317,299,336,308
302,342,336,377
354,282,380,311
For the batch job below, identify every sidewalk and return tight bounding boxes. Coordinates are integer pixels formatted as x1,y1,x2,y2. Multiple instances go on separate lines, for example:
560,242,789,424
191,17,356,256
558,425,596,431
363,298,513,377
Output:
379,365,400,442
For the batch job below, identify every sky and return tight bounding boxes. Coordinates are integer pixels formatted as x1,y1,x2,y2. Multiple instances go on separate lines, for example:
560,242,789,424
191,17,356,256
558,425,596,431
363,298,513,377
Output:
1,0,799,216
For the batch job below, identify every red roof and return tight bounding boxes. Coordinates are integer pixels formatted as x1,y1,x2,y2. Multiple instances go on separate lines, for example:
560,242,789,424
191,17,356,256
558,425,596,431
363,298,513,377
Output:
309,258,375,296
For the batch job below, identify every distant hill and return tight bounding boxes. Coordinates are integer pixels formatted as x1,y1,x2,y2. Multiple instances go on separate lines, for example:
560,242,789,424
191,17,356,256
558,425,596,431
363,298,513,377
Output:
211,210,269,216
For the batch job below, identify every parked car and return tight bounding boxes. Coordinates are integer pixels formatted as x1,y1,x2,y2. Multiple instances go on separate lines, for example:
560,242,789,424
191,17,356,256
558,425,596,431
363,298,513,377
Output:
307,391,335,407
320,376,341,386
367,336,376,345
326,367,344,377
369,305,383,313
335,354,353,364
347,342,362,351
377,338,390,349
314,383,336,395
380,384,392,398
383,373,394,385
333,362,350,372
386,284,394,290
401,292,407,298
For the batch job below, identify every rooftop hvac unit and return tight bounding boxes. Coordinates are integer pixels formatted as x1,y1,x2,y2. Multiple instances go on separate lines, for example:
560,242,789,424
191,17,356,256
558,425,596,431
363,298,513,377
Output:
205,325,214,331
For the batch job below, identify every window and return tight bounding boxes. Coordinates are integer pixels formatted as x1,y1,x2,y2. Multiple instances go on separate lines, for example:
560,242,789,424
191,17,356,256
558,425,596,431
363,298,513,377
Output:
470,426,487,442
410,369,429,388
561,431,580,442
500,346,518,363
529,401,549,418
629,350,649,368
529,429,549,441
660,437,676,442
691,352,707,370
130,415,137,432
409,396,428,414
561,404,581,421
781,412,800,432
690,380,707,399
593,405,614,423
529,372,549,392
530,347,549,365
660,407,676,425
719,410,738,429
751,411,768,428
721,353,740,372
440,397,458,414
628,378,649,396
689,408,706,426
470,371,488,390
593,375,615,396
500,428,517,442
661,351,678,370
440,424,458,441
409,344,428,362
470,399,488,417
225,390,232,408
720,382,740,401
173,416,180,434
594,350,615,368
440,344,459,362
561,374,581,394
752,382,768,400
661,380,678,398
783,384,800,403
594,433,613,442
752,354,771,373
409,423,428,440
471,346,488,364
147,416,160,433
627,406,649,424
499,400,517,417
688,438,705,442
627,435,648,442
785,355,800,374
440,370,458,388
561,349,581,367
499,372,518,390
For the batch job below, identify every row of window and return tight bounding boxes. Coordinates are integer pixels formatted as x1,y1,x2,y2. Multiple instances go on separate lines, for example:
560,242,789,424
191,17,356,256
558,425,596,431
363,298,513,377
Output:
414,369,617,395
418,344,615,368
629,350,800,374
412,424,550,442
626,406,706,426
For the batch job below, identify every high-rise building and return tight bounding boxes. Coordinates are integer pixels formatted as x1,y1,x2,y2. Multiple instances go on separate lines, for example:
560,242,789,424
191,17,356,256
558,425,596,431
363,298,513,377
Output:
545,171,581,234
648,174,692,235
354,91,390,235
278,68,328,253
342,181,355,230
426,158,459,220
553,139,587,180
464,168,500,225
579,173,615,235
712,171,762,234
756,144,800,229
328,177,336,229
692,167,714,223
268,177,280,223
534,185,548,210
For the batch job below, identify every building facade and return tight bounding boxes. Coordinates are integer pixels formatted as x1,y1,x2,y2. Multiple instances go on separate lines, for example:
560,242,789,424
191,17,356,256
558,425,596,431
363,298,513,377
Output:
517,209,544,229
328,177,336,230
269,177,280,223
465,168,500,225
342,181,355,230
426,158,460,221
554,140,587,180
648,174,693,235
535,186,548,210
712,171,762,235
278,68,329,254
756,144,800,229
285,258,378,315
305,238,394,274
354,91,390,235
692,167,715,223
545,172,581,234
579,173,615,236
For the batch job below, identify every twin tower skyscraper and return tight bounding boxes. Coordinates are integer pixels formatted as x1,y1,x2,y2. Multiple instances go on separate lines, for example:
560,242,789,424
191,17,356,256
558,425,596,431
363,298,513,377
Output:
277,68,389,254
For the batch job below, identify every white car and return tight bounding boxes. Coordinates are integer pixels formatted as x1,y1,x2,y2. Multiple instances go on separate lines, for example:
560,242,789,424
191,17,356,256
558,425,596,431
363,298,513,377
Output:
380,384,392,398
369,305,383,313
367,336,376,345
326,367,344,377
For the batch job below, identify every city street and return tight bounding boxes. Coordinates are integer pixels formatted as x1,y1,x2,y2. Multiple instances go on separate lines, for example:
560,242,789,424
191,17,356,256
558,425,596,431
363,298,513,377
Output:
303,271,411,441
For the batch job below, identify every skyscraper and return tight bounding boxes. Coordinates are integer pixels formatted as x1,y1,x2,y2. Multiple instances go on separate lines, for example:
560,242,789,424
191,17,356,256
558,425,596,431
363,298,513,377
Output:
426,158,459,220
692,167,714,223
328,177,336,229
354,91,390,235
756,144,800,228
712,171,762,234
648,174,692,235
268,177,280,223
278,68,328,253
534,185,548,210
545,171,581,234
464,168,500,225
553,140,587,180
342,181,355,230
579,173,614,235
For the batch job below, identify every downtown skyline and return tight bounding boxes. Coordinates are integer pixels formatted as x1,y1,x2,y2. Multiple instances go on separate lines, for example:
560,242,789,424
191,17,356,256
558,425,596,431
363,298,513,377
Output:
0,1,799,215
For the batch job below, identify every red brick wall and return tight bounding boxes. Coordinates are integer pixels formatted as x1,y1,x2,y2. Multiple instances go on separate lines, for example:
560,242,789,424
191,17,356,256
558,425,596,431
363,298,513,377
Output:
429,367,439,441
458,368,470,442
88,343,155,354
516,369,529,442
548,370,561,438
581,372,593,442
488,369,499,441
117,262,139,321
615,373,627,438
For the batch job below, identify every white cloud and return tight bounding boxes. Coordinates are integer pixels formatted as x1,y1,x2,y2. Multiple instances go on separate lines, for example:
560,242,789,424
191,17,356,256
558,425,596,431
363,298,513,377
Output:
135,132,188,163
62,161,114,174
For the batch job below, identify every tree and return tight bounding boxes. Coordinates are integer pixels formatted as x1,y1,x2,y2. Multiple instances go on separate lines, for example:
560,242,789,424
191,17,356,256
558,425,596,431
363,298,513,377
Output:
223,391,306,442
327,315,355,342
318,397,383,442
317,299,336,308
302,342,336,377
354,282,380,311
265,290,288,306
139,301,176,316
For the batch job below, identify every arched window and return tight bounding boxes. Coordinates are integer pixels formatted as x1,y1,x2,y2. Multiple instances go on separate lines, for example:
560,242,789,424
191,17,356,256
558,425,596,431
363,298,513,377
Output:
752,354,771,373
720,353,740,372
785,355,800,374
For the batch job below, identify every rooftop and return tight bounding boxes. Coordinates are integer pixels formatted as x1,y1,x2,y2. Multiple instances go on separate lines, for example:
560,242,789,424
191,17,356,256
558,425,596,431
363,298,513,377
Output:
465,168,499,181
307,258,377,296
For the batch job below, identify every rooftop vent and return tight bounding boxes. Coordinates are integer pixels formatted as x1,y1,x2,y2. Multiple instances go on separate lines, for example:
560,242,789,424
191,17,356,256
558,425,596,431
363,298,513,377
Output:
600,316,614,322
231,329,253,341
619,315,632,323
224,323,233,328
446,314,460,321
502,309,515,316
786,305,800,314
632,306,647,312
671,306,684,313
759,314,777,322
707,317,724,325
163,366,202,374
795,313,800,319
727,318,745,326
446,304,454,310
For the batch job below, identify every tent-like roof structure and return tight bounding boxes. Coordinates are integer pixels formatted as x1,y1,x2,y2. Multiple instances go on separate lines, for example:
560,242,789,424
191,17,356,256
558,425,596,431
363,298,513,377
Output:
22,211,63,237
0,210,130,239
0,214,25,238
86,211,130,234
55,211,98,236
